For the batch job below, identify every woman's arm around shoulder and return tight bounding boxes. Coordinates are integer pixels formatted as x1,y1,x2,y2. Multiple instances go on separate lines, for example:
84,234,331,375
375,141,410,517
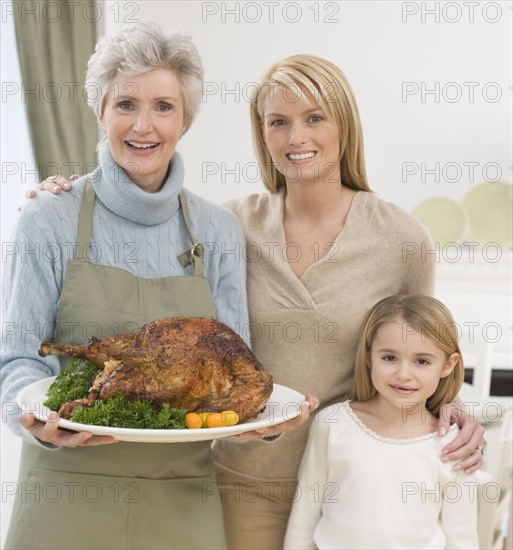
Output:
437,402,486,473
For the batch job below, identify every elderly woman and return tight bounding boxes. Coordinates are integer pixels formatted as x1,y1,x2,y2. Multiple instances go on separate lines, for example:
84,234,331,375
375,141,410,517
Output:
0,22,248,549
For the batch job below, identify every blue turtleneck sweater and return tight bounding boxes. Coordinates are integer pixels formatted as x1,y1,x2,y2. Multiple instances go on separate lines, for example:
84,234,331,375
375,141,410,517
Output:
1,143,249,437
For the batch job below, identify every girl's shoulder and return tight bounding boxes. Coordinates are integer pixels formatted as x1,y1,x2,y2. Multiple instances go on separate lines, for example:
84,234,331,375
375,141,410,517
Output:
340,399,461,445
438,423,461,446
311,400,353,429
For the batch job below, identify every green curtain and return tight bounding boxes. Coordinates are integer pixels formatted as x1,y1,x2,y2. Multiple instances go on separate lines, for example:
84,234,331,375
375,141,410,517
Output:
14,0,97,180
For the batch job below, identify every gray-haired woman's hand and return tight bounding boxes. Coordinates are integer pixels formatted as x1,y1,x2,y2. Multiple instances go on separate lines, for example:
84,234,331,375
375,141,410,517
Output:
20,411,117,447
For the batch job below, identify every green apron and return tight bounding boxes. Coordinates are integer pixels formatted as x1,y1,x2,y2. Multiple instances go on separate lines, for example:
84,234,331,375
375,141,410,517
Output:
6,180,226,550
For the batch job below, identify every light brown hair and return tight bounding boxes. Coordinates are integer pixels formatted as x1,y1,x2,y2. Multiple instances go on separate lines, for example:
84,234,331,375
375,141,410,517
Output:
349,294,464,417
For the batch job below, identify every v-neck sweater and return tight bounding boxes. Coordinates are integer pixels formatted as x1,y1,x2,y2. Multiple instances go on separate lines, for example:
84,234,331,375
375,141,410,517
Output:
213,189,435,480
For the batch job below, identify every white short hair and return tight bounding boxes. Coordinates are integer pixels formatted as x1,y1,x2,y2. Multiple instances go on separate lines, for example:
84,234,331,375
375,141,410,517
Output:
85,20,203,139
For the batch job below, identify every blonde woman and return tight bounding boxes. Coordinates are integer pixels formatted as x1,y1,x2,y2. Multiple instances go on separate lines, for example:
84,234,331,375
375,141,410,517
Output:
285,295,479,549
29,53,485,550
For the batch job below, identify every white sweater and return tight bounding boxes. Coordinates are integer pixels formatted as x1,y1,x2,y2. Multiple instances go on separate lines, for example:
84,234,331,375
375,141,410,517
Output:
284,401,479,550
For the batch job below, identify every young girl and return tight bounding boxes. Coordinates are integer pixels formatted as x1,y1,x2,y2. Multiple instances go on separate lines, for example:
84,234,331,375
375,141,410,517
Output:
284,294,480,549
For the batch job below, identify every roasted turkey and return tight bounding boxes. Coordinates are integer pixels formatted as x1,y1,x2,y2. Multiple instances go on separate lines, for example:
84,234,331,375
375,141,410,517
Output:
39,317,273,422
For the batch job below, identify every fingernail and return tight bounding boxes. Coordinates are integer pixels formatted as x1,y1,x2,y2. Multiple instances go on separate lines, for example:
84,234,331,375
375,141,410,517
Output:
453,465,461,471
439,427,446,436
63,183,70,189
48,175,58,181
464,468,473,474
441,456,449,462
52,186,59,192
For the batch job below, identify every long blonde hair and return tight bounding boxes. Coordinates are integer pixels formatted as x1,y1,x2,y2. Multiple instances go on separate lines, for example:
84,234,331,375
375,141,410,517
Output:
349,295,464,417
250,54,371,193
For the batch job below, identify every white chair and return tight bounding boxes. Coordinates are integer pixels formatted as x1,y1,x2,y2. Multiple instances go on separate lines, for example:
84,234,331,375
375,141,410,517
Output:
434,287,507,400
458,324,495,401
477,410,513,550
464,335,494,401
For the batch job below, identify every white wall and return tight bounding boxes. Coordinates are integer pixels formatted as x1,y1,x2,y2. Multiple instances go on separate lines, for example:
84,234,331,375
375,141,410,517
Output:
102,0,511,210
1,1,511,546
103,0,512,371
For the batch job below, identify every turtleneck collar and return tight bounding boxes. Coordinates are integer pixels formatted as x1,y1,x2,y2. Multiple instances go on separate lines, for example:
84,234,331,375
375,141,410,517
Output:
90,141,184,225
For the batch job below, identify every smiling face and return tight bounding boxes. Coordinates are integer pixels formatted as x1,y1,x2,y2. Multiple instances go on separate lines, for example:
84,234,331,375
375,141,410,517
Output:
369,317,458,416
262,84,341,187
100,68,186,193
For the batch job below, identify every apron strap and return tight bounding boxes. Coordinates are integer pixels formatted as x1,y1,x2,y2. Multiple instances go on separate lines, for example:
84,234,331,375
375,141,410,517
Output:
76,178,96,261
177,190,206,278
75,181,204,276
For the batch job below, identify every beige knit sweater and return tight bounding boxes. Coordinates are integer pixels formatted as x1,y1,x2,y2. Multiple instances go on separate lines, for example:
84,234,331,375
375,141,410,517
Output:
213,189,435,480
